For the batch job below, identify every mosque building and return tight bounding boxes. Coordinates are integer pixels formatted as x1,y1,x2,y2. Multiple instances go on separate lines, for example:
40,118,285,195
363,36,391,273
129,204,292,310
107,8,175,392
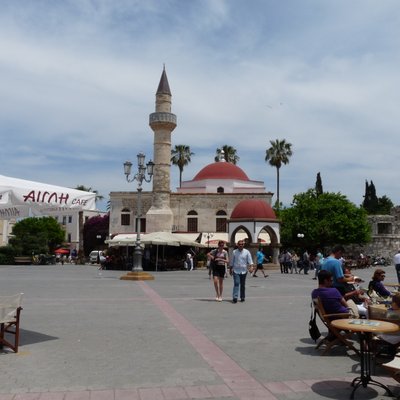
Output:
108,68,281,264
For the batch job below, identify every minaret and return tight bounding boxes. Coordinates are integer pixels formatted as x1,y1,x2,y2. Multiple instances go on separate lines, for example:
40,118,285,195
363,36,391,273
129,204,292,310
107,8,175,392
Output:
146,67,177,232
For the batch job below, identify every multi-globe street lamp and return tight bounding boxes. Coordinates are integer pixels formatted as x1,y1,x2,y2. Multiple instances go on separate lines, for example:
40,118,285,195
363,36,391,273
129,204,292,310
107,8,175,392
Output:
123,153,154,272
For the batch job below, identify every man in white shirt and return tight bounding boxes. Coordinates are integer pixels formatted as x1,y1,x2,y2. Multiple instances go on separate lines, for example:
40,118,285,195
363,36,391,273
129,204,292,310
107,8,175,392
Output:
394,250,400,284
229,240,254,303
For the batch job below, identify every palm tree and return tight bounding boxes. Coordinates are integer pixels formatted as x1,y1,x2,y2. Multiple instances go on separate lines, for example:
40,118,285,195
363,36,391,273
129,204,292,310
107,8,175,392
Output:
75,185,104,203
265,139,293,208
171,145,194,188
214,145,239,164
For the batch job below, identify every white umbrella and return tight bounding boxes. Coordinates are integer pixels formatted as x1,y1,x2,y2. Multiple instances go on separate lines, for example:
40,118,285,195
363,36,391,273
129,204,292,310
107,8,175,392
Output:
0,174,96,219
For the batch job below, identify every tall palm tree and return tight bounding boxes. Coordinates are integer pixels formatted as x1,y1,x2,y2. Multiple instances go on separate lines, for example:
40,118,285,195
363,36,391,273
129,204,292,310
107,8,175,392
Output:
214,145,240,164
75,185,104,203
171,145,194,188
265,139,293,208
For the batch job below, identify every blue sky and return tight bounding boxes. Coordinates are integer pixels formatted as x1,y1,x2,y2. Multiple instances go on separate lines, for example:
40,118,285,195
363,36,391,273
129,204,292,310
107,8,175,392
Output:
1,0,399,211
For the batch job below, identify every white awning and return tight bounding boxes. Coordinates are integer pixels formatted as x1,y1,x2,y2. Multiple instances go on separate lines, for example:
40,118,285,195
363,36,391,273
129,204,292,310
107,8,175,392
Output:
199,231,271,246
0,175,96,220
106,232,204,247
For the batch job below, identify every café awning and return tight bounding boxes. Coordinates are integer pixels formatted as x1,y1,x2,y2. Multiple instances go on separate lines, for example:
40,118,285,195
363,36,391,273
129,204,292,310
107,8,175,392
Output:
0,175,96,220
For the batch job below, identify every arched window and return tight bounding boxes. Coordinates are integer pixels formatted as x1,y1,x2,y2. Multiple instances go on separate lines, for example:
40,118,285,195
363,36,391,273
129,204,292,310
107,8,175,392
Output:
217,186,224,193
187,210,198,232
121,208,131,226
216,210,227,232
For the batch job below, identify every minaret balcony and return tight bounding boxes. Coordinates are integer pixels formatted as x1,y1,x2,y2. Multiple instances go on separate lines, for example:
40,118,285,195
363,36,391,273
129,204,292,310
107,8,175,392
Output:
149,112,177,125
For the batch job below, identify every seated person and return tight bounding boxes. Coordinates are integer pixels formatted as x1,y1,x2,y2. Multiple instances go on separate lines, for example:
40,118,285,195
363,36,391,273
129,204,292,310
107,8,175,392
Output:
368,268,391,299
312,270,349,316
378,294,400,353
321,245,354,295
342,268,370,317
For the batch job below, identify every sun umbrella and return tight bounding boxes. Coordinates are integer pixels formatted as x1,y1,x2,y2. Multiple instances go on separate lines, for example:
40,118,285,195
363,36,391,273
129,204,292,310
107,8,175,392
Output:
54,248,70,254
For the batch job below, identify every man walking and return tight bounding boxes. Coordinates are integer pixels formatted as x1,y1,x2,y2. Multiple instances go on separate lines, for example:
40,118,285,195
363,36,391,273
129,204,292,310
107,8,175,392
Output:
253,247,269,278
229,240,254,303
394,250,400,284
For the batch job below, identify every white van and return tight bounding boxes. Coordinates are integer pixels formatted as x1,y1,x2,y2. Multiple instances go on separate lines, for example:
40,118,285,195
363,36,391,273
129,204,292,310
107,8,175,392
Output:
89,250,105,264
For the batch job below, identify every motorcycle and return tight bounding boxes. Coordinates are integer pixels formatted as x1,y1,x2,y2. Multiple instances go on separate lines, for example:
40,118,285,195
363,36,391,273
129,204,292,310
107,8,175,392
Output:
372,256,389,266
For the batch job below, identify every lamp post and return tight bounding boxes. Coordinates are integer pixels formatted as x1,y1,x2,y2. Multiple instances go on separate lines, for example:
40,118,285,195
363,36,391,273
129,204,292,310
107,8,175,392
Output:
123,153,154,272
203,232,214,250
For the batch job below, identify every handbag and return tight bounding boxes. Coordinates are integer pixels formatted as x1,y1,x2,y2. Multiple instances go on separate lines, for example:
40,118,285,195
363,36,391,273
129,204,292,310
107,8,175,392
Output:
309,302,321,342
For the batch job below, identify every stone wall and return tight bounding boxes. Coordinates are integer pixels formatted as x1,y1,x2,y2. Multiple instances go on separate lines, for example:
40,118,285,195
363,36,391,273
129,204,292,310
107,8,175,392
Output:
345,206,400,261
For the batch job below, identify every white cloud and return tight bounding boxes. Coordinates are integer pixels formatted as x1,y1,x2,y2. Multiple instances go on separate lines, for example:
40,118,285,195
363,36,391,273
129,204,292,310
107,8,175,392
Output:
0,0,399,210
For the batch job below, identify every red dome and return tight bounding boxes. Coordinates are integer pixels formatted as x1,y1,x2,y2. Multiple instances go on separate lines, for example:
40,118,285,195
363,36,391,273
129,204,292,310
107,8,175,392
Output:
193,162,249,181
231,199,276,219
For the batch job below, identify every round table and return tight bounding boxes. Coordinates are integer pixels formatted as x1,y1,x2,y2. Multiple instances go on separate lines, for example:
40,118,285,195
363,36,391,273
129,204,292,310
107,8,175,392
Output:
331,318,399,399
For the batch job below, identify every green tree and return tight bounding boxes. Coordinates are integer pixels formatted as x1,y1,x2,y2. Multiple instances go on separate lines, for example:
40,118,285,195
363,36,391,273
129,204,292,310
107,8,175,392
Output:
376,195,394,215
315,172,323,196
214,145,240,164
9,217,65,255
362,180,393,214
279,189,371,250
171,145,194,188
265,139,293,208
75,185,104,203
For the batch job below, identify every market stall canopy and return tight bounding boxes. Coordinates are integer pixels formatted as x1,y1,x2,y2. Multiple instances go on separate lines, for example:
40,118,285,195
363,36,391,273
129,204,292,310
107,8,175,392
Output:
0,175,97,220
106,232,204,248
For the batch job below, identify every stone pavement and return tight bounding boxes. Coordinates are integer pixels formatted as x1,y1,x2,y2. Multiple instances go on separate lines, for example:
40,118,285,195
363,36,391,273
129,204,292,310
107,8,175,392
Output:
0,263,399,400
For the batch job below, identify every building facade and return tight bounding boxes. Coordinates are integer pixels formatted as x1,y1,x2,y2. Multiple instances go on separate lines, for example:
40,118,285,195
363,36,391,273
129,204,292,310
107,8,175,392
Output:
109,68,281,263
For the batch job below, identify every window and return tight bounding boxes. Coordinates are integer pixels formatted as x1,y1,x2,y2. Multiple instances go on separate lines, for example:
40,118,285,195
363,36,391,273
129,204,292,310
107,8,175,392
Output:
62,216,67,225
187,210,198,232
378,223,392,234
68,215,72,223
216,210,227,232
121,208,131,226
135,218,146,233
67,233,71,243
217,186,224,193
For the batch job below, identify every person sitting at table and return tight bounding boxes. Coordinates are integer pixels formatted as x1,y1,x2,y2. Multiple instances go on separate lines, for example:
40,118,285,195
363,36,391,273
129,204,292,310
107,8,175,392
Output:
321,245,354,295
312,270,349,316
342,268,370,317
368,268,391,299
377,293,400,354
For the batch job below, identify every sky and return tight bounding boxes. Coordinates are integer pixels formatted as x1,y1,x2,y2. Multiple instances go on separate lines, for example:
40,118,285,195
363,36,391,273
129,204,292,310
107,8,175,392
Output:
1,0,399,212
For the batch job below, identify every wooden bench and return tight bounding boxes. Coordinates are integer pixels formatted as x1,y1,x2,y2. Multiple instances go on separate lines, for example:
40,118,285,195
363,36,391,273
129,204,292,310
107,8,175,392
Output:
14,256,32,265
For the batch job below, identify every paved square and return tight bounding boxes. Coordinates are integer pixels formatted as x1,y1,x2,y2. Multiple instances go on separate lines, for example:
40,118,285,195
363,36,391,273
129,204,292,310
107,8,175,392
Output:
1,263,399,399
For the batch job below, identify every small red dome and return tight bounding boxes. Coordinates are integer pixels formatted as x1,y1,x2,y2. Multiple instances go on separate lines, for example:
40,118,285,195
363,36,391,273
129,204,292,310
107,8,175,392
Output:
231,199,276,219
193,162,249,181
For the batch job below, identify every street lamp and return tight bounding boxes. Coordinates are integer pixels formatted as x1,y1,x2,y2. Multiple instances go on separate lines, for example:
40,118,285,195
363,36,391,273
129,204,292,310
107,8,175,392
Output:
203,232,214,249
297,233,305,239
123,153,154,272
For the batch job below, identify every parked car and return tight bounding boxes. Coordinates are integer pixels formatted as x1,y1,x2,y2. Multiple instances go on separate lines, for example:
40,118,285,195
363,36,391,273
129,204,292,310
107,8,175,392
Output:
89,250,105,264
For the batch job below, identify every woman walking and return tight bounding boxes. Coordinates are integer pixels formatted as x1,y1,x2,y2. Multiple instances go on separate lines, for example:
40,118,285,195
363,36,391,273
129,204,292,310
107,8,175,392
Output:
208,241,229,302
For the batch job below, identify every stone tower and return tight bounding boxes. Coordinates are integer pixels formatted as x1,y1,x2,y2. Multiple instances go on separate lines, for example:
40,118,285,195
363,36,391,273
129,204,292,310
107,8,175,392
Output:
146,67,177,232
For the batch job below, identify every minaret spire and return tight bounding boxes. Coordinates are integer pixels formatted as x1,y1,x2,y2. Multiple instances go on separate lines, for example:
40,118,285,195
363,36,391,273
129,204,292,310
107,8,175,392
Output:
146,67,177,232
156,65,171,95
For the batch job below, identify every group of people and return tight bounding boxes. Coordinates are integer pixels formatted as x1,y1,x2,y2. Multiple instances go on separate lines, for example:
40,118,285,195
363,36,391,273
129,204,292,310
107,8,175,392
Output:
279,249,324,276
207,240,266,303
312,244,400,352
